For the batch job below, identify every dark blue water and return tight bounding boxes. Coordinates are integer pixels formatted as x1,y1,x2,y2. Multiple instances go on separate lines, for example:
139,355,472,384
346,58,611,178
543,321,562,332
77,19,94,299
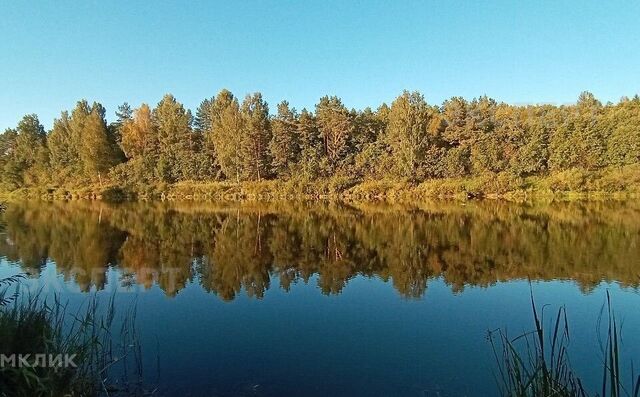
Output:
1,201,640,396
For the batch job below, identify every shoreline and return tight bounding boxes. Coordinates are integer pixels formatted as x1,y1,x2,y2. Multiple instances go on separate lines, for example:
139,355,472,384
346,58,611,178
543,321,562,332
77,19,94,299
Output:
2,168,639,203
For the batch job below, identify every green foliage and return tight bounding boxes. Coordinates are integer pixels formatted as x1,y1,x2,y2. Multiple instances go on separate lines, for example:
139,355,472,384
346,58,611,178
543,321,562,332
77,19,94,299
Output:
296,108,324,179
2,90,640,196
386,91,442,179
152,94,195,182
79,108,120,183
240,92,272,181
0,128,21,190
210,89,244,182
269,101,300,179
315,96,354,172
0,115,48,189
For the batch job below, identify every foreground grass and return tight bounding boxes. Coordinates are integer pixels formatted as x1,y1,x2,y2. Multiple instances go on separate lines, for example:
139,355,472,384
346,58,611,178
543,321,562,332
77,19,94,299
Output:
489,289,640,397
0,275,145,397
2,165,640,202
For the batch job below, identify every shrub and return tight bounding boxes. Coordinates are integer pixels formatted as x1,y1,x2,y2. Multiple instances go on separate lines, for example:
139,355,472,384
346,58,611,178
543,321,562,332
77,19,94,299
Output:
541,168,594,192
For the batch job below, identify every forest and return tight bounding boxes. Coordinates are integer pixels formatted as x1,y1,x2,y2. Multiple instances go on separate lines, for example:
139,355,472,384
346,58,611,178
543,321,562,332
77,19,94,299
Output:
1,90,640,199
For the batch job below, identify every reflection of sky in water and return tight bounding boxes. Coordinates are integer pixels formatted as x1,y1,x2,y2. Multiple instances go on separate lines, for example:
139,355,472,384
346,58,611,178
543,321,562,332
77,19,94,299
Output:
2,258,639,397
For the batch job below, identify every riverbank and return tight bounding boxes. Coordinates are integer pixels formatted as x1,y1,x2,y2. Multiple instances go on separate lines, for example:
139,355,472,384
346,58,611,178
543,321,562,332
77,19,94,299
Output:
2,165,640,203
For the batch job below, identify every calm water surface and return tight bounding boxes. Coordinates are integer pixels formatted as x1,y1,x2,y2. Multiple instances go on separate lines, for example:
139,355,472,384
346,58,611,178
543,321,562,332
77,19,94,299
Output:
1,200,639,396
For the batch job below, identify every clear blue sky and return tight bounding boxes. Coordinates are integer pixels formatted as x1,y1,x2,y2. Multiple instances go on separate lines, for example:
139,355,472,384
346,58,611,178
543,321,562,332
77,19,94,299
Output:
1,0,639,130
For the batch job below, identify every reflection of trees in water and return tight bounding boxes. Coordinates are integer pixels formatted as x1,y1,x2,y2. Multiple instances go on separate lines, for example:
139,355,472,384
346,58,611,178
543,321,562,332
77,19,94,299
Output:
1,200,639,299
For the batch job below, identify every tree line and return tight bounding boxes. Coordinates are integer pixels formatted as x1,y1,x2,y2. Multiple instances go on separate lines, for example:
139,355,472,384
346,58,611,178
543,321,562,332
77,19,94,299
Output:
1,90,640,190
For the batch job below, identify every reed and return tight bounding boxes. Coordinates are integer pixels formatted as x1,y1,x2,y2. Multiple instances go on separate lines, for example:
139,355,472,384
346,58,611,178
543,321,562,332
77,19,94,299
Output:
489,289,640,397
0,274,148,396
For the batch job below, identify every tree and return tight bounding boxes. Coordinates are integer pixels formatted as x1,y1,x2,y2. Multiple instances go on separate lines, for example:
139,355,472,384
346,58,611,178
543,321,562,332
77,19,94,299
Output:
48,111,78,181
548,106,576,171
296,109,323,179
467,96,499,174
269,101,300,178
386,91,441,180
13,115,48,185
210,90,244,182
194,98,213,134
109,103,159,185
573,91,605,170
0,128,20,188
80,107,121,184
509,106,549,176
315,96,354,172
441,96,469,145
152,94,195,182
5,89,640,193
193,96,222,179
115,103,133,124
49,100,122,183
120,104,156,159
548,92,605,171
604,97,640,166
353,107,386,150
240,93,272,181
441,97,471,177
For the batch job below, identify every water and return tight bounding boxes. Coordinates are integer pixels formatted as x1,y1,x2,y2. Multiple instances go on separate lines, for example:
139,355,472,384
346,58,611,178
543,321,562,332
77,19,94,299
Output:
1,200,640,396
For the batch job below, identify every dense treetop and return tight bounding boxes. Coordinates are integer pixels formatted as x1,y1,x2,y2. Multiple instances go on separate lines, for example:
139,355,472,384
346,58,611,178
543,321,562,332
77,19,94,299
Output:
1,90,639,190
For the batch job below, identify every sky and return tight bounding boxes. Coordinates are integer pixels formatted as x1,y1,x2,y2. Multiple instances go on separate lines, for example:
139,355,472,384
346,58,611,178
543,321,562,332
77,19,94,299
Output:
1,0,639,130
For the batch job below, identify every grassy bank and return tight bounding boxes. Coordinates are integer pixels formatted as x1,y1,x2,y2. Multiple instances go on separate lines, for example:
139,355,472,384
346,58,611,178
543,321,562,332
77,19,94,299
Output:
2,165,640,203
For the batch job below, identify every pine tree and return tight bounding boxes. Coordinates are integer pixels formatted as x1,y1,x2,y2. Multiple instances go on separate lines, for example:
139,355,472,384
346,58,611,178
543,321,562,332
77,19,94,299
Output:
353,107,385,150
296,109,323,179
152,94,194,182
109,102,133,146
195,98,214,134
116,103,133,124
315,96,354,172
269,101,300,179
240,93,272,181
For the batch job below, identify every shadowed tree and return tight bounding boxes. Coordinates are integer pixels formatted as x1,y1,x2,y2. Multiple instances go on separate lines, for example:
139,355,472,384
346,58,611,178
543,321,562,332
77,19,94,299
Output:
269,101,300,179
296,109,323,179
152,94,194,182
315,96,354,173
241,92,272,181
